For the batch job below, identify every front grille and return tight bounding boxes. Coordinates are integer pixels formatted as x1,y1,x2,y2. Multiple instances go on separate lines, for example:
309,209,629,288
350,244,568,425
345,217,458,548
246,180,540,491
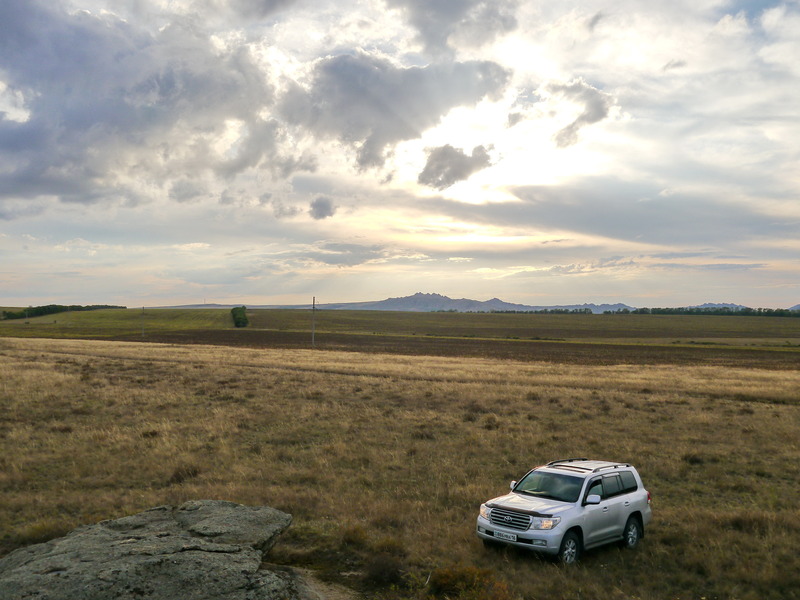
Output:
489,507,530,531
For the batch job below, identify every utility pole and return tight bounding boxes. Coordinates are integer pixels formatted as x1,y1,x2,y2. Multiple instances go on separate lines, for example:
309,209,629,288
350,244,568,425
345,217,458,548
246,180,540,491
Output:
312,296,316,349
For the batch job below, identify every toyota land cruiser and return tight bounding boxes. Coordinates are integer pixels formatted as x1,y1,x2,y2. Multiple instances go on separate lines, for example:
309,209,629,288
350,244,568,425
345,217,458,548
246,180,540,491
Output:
476,458,652,563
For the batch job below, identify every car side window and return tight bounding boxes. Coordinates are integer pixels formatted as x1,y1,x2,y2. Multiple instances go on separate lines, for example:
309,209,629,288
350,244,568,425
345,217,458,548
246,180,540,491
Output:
619,470,638,493
586,479,603,500
602,474,622,497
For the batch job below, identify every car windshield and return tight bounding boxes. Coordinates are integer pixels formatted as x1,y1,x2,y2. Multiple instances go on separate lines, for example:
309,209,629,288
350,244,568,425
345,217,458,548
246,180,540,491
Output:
514,471,583,503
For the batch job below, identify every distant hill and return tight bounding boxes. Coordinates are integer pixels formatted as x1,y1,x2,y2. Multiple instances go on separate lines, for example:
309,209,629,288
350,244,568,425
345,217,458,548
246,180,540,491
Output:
172,293,636,314
317,292,634,314
157,294,800,313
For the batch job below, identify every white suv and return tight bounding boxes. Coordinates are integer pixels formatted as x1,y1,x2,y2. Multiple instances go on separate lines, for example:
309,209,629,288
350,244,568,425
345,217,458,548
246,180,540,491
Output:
476,458,652,563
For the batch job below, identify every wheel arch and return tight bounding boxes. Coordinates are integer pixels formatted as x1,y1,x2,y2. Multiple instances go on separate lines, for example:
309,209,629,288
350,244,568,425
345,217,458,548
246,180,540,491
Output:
628,511,645,538
564,525,584,546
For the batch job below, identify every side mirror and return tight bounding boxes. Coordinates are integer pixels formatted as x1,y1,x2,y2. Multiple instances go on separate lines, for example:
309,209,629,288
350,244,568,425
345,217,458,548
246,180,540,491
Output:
585,494,601,505
510,481,517,491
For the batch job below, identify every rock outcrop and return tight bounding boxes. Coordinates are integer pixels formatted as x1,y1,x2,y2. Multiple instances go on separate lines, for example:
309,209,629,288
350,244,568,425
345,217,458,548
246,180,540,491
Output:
0,500,321,600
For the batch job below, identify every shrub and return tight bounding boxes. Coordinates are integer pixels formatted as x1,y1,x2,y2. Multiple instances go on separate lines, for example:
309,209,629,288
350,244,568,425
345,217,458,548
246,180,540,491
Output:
231,306,249,327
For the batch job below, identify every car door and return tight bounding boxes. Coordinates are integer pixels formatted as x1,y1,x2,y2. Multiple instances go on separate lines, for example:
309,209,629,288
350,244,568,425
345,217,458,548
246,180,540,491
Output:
582,477,621,547
599,474,628,538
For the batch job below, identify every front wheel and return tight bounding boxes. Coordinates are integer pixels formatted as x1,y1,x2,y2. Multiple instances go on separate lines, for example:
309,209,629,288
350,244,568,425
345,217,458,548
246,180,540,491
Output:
557,531,581,564
620,516,642,549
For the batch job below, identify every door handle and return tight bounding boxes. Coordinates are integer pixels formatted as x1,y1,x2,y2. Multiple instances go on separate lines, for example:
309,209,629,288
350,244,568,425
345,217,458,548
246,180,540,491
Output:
602,507,609,512
624,501,631,507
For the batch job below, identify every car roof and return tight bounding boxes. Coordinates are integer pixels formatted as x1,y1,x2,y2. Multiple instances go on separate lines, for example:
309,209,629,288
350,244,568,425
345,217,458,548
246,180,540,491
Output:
539,458,633,476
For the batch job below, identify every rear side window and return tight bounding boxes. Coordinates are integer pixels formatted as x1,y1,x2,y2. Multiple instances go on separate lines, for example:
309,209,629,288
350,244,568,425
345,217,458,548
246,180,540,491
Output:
619,470,638,493
602,474,622,497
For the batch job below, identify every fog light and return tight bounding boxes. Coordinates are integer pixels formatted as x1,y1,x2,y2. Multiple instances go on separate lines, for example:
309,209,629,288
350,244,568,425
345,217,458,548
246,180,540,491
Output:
478,527,487,534
532,539,547,547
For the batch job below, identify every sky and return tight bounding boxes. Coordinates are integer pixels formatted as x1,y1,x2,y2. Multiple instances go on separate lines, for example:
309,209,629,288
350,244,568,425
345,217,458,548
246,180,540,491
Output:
1,0,799,309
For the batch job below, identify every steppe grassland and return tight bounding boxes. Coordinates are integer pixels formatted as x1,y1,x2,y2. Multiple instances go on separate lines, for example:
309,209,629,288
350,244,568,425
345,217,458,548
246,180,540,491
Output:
1,337,799,600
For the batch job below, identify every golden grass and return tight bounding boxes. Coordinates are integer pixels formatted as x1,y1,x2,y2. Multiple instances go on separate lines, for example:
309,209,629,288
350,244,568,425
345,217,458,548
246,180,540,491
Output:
1,337,798,600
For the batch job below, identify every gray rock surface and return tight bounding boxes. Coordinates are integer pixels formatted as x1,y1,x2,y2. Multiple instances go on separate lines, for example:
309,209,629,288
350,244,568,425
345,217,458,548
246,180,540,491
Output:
0,500,321,600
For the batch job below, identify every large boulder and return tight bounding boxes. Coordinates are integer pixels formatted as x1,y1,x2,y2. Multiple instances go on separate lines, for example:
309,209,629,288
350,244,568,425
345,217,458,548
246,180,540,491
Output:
0,500,320,600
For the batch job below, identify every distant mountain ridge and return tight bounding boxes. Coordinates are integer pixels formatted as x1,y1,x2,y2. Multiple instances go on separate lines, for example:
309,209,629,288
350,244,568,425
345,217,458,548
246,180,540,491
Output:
315,292,634,314
166,293,635,314
161,294,799,313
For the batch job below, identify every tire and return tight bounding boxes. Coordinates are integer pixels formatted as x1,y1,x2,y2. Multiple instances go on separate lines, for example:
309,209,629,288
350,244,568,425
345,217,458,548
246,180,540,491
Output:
620,516,642,550
557,531,581,564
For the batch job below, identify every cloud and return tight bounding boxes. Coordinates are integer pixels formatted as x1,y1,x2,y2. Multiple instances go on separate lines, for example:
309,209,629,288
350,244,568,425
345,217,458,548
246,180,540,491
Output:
169,180,209,203
586,12,604,31
510,177,795,247
0,1,282,205
309,196,336,219
226,0,300,20
268,198,301,218
417,145,492,190
304,242,386,266
278,51,510,169
386,0,518,54
662,59,687,71
548,78,613,148
2,0,798,309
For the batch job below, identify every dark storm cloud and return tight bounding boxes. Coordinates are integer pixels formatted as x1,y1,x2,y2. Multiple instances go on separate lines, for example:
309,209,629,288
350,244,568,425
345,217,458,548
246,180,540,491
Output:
0,0,279,204
417,145,492,190
279,52,510,168
309,196,336,219
548,79,612,148
386,0,518,54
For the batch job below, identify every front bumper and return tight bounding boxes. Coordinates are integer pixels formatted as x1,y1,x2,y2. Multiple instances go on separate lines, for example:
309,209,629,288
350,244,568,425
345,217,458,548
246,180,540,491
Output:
476,515,562,555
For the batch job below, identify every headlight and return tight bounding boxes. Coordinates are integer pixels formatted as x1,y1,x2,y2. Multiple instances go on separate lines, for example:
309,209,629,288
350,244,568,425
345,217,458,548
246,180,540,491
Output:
531,517,561,530
479,504,490,520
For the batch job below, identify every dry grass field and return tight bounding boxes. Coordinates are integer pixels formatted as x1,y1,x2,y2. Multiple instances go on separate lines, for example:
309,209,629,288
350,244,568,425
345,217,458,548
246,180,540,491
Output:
1,335,799,599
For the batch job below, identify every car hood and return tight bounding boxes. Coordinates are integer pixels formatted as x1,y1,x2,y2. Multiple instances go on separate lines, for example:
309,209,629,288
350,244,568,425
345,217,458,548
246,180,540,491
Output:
485,493,574,517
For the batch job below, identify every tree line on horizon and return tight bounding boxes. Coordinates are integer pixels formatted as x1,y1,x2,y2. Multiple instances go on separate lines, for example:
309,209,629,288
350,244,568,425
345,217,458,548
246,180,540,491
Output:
617,306,799,317
1,304,126,320
491,306,799,317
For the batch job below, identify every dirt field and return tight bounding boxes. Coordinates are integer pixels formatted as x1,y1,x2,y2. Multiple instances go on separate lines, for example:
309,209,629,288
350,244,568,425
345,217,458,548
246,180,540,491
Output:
107,327,800,370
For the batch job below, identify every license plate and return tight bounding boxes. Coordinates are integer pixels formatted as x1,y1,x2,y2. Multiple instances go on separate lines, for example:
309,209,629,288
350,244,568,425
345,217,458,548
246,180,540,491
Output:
494,531,517,542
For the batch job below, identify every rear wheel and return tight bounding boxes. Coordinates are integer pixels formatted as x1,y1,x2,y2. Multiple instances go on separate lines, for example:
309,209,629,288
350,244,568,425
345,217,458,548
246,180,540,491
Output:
557,531,581,564
620,516,642,549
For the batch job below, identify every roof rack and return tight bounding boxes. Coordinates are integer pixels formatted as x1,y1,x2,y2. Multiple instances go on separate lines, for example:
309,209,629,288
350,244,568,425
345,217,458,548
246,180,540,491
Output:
546,457,589,466
591,463,631,473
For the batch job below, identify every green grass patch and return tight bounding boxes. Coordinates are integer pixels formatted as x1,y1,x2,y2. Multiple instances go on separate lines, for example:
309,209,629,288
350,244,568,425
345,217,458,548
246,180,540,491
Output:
0,308,234,339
